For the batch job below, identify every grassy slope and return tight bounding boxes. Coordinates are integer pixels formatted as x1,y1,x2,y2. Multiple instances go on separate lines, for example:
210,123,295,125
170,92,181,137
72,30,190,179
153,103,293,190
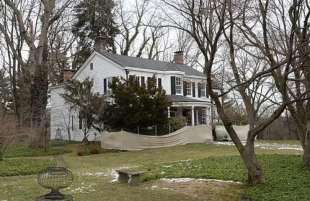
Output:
0,143,304,201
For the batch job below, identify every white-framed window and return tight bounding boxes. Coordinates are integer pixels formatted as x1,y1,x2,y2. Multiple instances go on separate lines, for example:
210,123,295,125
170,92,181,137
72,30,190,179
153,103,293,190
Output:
201,109,207,124
201,83,206,97
104,77,114,95
186,81,192,95
176,77,182,94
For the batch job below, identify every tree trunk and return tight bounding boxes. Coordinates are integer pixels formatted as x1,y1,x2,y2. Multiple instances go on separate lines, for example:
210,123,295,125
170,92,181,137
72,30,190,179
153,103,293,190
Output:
303,121,310,168
82,136,89,144
303,144,310,168
242,142,265,185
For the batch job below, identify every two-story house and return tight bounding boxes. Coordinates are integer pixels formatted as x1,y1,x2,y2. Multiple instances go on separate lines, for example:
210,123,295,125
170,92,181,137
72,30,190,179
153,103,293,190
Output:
50,50,214,141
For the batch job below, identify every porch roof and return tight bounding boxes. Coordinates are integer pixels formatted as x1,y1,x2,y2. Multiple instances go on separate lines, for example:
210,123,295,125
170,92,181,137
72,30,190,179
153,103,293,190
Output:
167,95,208,103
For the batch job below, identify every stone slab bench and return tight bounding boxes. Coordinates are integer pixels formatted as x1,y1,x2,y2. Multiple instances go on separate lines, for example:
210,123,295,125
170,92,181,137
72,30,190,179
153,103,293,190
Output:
116,169,144,186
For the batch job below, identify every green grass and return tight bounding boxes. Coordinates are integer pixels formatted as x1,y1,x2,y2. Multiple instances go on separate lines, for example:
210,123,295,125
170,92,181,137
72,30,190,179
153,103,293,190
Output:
142,154,310,201
0,158,56,176
5,145,71,158
0,143,305,201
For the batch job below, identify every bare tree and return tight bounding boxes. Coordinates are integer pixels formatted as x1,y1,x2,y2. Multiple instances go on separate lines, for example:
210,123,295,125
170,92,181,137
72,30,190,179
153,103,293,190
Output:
115,0,174,60
0,0,73,137
236,0,310,167
161,0,292,185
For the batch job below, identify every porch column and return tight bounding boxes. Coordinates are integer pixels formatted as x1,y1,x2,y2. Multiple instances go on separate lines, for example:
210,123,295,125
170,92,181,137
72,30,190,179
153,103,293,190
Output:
167,106,171,118
195,109,199,125
205,107,209,125
191,106,195,126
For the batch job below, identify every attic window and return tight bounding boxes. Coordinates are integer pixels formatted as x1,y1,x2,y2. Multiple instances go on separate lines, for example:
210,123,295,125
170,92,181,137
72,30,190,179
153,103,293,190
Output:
90,63,93,70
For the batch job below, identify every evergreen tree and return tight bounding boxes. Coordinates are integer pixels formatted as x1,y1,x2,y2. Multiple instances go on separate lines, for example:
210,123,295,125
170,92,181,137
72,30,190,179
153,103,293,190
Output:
105,76,171,132
72,0,119,69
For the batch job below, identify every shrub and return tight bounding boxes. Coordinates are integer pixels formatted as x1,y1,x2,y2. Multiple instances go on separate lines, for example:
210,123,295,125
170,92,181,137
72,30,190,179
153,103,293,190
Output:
76,142,121,156
76,143,101,156
168,116,187,132
90,148,100,154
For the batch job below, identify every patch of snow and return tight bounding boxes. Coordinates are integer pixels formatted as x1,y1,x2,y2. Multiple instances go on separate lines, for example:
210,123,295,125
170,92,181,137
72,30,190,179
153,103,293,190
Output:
162,165,173,168
151,185,158,189
214,141,302,152
277,147,303,151
160,178,243,184
70,183,96,194
81,172,107,177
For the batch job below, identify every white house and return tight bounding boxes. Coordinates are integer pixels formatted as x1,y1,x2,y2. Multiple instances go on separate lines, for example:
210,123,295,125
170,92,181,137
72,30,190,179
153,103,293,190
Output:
50,50,215,141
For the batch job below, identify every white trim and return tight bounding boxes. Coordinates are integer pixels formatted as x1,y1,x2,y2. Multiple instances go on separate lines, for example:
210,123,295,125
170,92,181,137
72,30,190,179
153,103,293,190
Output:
125,66,185,76
184,75,207,79
125,66,206,79
171,101,212,107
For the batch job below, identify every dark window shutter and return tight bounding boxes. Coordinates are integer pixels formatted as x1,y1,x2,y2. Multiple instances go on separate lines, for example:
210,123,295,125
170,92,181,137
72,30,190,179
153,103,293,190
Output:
147,77,151,89
192,82,196,97
158,78,162,89
79,114,82,129
206,83,209,98
198,83,201,97
141,76,145,87
71,116,74,130
103,78,107,94
171,76,176,95
183,81,187,96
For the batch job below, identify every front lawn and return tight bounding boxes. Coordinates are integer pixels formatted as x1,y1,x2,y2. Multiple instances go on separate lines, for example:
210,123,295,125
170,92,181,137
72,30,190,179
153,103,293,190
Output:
0,143,306,201
5,144,71,158
0,158,55,176
143,154,310,201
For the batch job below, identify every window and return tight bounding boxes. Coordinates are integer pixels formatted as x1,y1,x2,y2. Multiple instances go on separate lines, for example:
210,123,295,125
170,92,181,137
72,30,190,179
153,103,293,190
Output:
186,81,192,95
176,77,182,94
104,77,114,95
201,83,206,97
158,78,162,89
90,63,93,70
201,109,207,124
107,77,113,95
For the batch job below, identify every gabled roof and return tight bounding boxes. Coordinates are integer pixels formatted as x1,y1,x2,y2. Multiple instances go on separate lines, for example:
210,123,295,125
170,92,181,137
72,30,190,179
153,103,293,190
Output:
97,50,205,77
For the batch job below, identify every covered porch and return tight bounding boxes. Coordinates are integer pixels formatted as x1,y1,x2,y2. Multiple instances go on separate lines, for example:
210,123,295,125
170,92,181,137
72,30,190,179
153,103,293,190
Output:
167,95,212,126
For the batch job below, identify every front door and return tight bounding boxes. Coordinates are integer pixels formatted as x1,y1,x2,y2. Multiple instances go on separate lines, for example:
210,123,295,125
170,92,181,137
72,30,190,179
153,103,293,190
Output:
182,109,192,125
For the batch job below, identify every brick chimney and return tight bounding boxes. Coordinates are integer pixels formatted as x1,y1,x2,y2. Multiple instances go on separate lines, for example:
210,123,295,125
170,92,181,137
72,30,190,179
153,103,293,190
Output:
94,33,108,53
174,51,184,64
63,69,74,82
